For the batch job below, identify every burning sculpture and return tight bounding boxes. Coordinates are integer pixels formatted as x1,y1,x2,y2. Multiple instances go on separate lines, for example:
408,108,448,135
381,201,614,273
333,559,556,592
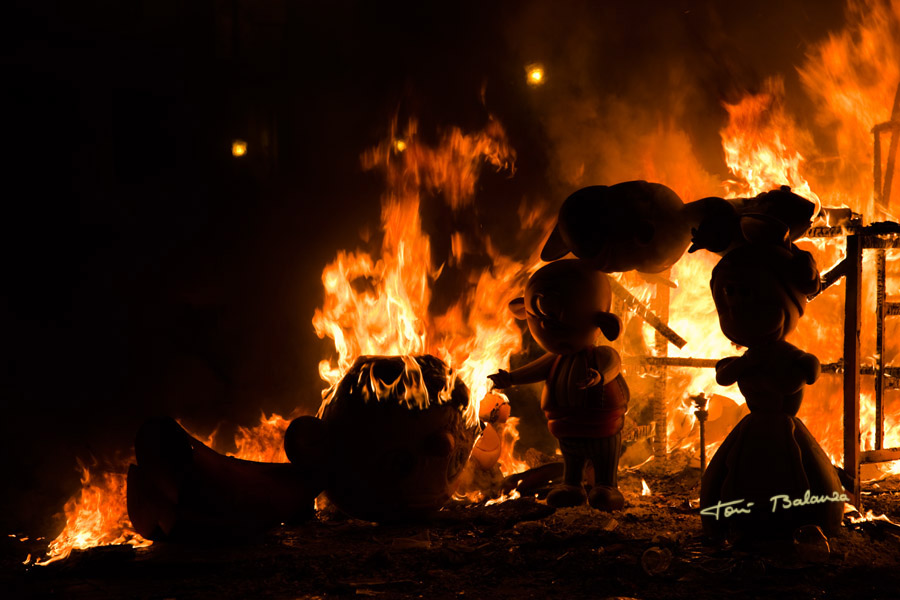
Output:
285,355,476,521
489,259,628,510
699,214,844,541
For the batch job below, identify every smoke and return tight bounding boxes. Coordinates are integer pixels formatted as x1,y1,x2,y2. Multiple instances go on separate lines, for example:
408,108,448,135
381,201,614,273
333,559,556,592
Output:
502,0,851,204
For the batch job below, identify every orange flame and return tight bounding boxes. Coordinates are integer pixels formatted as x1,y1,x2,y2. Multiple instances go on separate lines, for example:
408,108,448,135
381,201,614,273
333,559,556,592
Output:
721,77,821,208
36,461,151,565
313,117,529,427
227,412,292,463
37,414,293,564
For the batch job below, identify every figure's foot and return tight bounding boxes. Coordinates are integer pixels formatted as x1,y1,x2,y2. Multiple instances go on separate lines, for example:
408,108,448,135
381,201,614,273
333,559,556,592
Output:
588,485,625,511
547,484,587,508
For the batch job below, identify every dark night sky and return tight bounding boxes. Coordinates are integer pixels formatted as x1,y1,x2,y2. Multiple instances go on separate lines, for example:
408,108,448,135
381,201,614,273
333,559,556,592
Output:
1,0,851,533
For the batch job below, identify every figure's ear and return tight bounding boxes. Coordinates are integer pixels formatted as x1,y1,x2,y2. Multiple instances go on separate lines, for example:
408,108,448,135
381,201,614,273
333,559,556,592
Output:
595,312,622,342
509,297,527,320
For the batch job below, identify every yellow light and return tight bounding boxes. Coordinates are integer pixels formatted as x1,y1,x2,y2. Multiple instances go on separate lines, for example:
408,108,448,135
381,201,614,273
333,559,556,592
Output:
232,139,247,157
393,139,407,153
526,63,544,86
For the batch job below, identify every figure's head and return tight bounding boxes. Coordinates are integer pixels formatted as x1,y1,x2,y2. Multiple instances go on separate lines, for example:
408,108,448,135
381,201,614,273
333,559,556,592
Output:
540,181,690,273
509,259,621,354
710,216,820,347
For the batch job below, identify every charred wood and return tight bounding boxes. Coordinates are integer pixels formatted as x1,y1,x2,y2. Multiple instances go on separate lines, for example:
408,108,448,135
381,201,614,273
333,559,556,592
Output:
609,279,687,349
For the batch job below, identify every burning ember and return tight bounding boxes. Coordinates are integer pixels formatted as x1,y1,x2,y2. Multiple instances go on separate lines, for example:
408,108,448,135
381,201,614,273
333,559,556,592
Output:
526,63,545,87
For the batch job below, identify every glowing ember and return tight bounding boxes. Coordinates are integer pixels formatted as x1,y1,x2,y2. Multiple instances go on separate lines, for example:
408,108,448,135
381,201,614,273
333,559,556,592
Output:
526,63,545,86
847,509,900,527
641,479,652,496
231,139,247,157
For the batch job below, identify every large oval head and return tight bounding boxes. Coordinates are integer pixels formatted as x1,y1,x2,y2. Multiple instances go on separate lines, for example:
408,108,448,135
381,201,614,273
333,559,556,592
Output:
541,181,690,273
510,259,621,355
710,216,820,347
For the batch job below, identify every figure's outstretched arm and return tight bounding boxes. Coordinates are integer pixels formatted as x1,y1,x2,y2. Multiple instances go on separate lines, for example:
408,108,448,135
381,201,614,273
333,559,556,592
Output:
715,355,745,386
488,352,557,389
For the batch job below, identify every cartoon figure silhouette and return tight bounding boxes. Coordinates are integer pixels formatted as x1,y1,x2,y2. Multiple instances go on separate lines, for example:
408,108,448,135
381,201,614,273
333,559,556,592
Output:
541,180,703,274
541,181,817,275
488,259,628,510
688,185,818,255
699,215,844,541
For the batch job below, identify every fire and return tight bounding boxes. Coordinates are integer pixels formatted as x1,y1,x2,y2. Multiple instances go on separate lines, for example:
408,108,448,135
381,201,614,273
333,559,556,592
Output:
36,415,293,565
641,479,652,496
705,0,900,476
799,0,900,217
36,461,151,566
721,77,821,207
313,117,531,429
497,416,531,476
34,0,900,562
228,412,292,463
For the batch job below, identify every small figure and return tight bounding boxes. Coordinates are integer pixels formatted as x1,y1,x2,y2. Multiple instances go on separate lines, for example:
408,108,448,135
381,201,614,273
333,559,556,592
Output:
488,259,628,510
469,392,512,470
699,215,843,541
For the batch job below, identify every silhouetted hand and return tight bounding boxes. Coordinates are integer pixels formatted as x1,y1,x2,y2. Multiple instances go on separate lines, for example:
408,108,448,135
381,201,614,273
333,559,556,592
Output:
488,370,513,390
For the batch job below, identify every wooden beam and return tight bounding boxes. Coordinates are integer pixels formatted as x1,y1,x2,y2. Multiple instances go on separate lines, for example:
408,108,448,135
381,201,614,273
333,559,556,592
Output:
861,448,900,464
843,234,862,508
609,279,687,349
875,249,887,451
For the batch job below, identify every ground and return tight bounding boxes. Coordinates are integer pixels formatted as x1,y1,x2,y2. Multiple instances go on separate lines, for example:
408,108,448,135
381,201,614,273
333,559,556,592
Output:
5,457,900,600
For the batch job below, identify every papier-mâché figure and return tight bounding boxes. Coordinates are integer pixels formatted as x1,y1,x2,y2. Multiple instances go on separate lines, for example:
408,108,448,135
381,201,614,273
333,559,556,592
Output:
488,259,628,510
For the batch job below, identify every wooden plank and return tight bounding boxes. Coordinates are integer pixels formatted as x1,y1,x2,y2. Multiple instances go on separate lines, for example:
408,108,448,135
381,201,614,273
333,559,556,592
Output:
862,236,900,249
861,448,900,464
875,249,886,450
652,271,671,459
843,234,862,508
609,279,687,349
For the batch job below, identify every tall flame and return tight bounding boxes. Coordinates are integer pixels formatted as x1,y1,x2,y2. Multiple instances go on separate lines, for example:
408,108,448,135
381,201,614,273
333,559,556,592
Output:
313,117,532,427
721,76,821,208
